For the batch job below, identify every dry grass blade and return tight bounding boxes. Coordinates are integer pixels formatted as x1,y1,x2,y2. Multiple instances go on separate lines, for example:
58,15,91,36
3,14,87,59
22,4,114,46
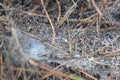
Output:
0,16,7,21
94,50,120,60
68,30,72,54
11,8,47,17
40,0,56,44
58,2,76,27
42,64,65,79
77,69,97,80
11,67,44,74
68,19,94,23
91,0,103,17
0,53,3,79
29,60,72,79
0,38,3,48
56,0,61,22
69,18,120,25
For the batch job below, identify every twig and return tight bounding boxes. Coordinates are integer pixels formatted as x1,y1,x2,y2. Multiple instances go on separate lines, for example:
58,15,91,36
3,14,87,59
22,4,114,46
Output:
68,18,120,25
16,69,23,80
56,0,61,22
0,38,4,48
30,5,39,12
40,0,56,44
68,19,94,23
11,8,47,17
11,67,45,74
29,59,84,80
77,69,97,80
91,0,103,17
68,30,72,54
94,50,120,60
0,53,3,79
29,60,71,79
58,2,76,27
42,64,65,79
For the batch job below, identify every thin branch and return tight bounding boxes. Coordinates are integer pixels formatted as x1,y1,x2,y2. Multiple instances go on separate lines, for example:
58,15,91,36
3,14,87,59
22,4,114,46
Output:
91,0,103,17
40,0,56,44
58,3,76,27
94,50,120,60
29,60,72,79
56,0,61,22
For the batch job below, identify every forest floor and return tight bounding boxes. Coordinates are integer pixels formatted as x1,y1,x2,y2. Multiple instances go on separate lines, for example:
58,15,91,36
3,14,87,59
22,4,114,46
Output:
0,0,120,80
